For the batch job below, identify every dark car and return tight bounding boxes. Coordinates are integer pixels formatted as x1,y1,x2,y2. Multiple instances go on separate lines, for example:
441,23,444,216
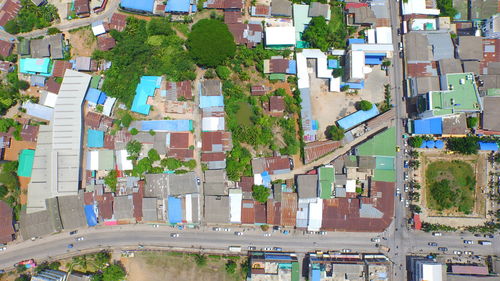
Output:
69,230,78,235
474,234,482,237
438,247,448,251
428,242,438,246
397,28,401,35
67,244,74,249
485,234,494,238
399,51,404,59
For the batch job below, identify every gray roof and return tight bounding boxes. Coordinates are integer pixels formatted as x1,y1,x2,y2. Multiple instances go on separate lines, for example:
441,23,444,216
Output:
335,187,346,197
204,170,226,183
144,172,198,198
75,57,92,71
68,272,91,281
462,60,480,75
153,133,167,155
359,203,384,218
204,182,227,196
415,76,441,94
113,195,134,220
271,0,292,16
335,174,347,186
358,156,376,170
483,96,500,131
308,2,329,18
370,0,389,19
190,193,200,223
349,6,376,26
457,36,483,60
204,196,229,223
405,33,432,62
19,208,60,240
27,70,91,213
438,58,463,75
207,160,226,170
486,62,500,75
297,174,318,199
426,32,454,60
273,183,282,201
131,132,155,143
58,194,87,230
200,79,222,96
481,74,500,89
30,33,64,59
142,197,159,222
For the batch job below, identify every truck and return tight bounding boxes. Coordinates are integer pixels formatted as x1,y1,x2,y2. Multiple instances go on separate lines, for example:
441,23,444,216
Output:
228,246,242,253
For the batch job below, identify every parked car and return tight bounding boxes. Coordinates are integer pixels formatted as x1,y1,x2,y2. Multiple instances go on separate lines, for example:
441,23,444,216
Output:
453,250,462,255
404,184,409,192
432,232,442,237
397,28,401,35
404,161,409,168
464,240,473,244
396,187,400,194
400,194,404,202
438,247,448,251
213,227,222,231
273,226,282,231
75,237,84,241
399,42,403,51
474,234,482,237
341,249,352,253
170,233,179,238
273,247,282,251
484,234,494,238
479,241,492,245
428,242,438,246
223,228,231,232
248,246,256,250
264,233,272,237
319,231,327,235
464,251,473,255
405,200,410,207
371,238,381,243
196,178,201,185
234,232,243,236
152,224,159,228
264,247,273,251
282,230,290,235
399,51,404,59
69,230,78,235
0,246,6,251
67,244,74,249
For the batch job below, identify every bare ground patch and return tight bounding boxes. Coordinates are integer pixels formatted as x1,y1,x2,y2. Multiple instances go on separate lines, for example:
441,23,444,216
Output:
65,27,97,57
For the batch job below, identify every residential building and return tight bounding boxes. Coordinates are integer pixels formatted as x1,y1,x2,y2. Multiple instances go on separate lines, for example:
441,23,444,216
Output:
0,39,13,58
252,156,292,175
483,14,499,39
270,0,292,17
0,0,21,27
0,201,14,243
248,251,299,281
265,26,296,48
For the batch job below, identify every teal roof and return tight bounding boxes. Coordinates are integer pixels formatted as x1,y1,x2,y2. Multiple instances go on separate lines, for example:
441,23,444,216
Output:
319,166,334,199
131,76,162,115
19,58,51,75
357,127,396,157
375,156,394,170
87,129,104,148
17,149,35,177
293,4,311,42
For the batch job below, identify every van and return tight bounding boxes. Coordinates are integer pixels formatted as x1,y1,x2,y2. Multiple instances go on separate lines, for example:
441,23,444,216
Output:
479,241,492,245
399,42,403,51
229,246,242,252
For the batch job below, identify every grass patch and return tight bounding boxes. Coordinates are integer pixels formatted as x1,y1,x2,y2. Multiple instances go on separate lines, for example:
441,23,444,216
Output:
235,101,253,127
425,160,475,214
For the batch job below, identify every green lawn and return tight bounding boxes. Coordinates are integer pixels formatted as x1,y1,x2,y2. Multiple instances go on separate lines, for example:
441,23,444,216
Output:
235,101,253,127
425,160,475,214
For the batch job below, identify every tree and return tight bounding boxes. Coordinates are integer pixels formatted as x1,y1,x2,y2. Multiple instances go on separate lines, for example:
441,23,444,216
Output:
47,27,61,35
133,157,153,176
225,260,236,274
447,137,478,155
161,158,181,170
121,113,133,127
331,68,344,78
15,275,30,281
104,170,118,192
18,80,30,90
409,160,420,168
187,19,236,67
126,140,142,159
147,17,174,36
302,16,330,51
252,185,270,203
408,136,423,148
4,0,59,34
92,264,126,281
216,65,231,80
183,159,196,170
148,149,161,162
437,0,457,18
340,85,350,92
194,254,207,266
130,128,139,135
149,129,155,136
204,69,216,79
4,20,19,34
382,60,391,67
326,125,344,141
467,117,478,128
409,150,419,158
357,100,373,111
93,252,111,270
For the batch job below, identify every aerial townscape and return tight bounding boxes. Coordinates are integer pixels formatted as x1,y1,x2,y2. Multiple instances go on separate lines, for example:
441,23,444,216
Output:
0,0,498,280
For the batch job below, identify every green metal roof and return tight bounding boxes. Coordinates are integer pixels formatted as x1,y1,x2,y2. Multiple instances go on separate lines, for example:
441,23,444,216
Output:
375,156,394,170
319,166,335,199
428,73,481,116
269,73,286,81
357,127,396,157
17,149,35,177
291,262,299,281
90,75,102,89
373,169,396,182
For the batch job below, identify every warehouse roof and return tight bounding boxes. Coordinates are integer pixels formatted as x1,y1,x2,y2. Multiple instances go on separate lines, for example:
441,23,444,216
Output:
120,0,155,13
337,105,379,130
265,26,296,46
413,117,443,135
457,36,483,60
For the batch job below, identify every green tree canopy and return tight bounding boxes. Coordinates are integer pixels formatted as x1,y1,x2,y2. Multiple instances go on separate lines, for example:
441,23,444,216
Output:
5,0,59,34
216,65,231,80
437,0,457,18
357,100,373,111
148,149,161,162
92,264,126,281
302,16,330,51
446,137,478,155
326,125,344,141
225,260,236,274
187,19,236,67
467,117,478,128
408,136,423,148
104,170,118,192
126,140,142,159
252,185,270,203
161,158,182,170
120,113,133,127
332,68,344,78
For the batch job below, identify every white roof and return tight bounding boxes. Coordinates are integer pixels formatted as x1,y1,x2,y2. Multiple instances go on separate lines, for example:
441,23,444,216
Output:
346,179,356,193
265,26,296,46
202,117,225,131
367,29,376,44
40,91,58,108
27,70,91,213
115,150,133,171
350,43,394,53
229,189,242,224
92,21,106,36
402,0,440,15
185,194,193,223
350,50,366,80
254,173,263,185
86,150,99,170
102,96,116,117
297,49,340,92
307,198,323,231
422,264,443,281
375,27,392,44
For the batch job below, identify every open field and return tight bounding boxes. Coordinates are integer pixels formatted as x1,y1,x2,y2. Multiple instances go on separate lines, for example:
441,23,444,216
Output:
65,27,96,57
123,251,247,281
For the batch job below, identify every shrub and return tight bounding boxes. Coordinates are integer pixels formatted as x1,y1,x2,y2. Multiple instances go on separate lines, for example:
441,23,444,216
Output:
47,27,61,35
326,125,344,141
130,128,139,135
121,113,133,127
18,80,30,90
216,65,231,80
408,136,423,148
446,137,478,155
252,185,270,203
225,261,236,274
357,100,373,111
467,117,478,128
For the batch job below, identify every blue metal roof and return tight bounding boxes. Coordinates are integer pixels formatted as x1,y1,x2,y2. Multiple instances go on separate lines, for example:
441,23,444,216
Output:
200,95,224,108
311,269,320,281
120,0,155,13
168,196,182,223
86,88,101,104
337,105,379,130
478,142,498,151
131,76,162,115
434,140,444,149
84,205,97,227
348,38,365,45
413,118,443,135
288,60,297,74
264,254,292,260
341,81,364,89
365,57,383,65
87,129,104,148
165,0,191,13
328,59,338,69
137,120,193,132
19,58,51,75
97,92,107,105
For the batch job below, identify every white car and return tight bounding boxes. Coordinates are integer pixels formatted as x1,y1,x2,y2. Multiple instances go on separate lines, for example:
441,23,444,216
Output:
464,240,473,244
404,185,409,192
341,249,352,253
400,195,404,202
264,247,273,251
318,231,327,235
432,232,442,236
75,237,84,241
264,233,272,237
396,188,400,194
464,251,473,255
213,227,222,231
371,238,381,243
405,200,410,207
234,232,243,236
223,228,231,232
0,247,6,252
170,233,179,238
453,250,462,255
152,224,159,228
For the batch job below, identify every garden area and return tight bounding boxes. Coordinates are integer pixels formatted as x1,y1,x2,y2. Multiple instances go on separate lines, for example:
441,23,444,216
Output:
425,160,476,214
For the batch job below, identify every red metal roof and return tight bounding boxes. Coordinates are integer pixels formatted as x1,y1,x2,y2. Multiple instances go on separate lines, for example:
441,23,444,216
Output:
266,200,281,225
227,23,262,48
241,199,255,224
407,62,437,78
0,0,21,26
269,96,285,112
84,192,94,205
166,81,193,100
74,0,90,15
98,193,114,220
201,131,232,152
167,148,194,160
345,2,368,9
280,192,297,226
413,213,421,230
52,60,73,78
451,265,489,275
133,181,144,221
201,152,226,162
108,13,127,32
254,201,267,224
0,40,13,58
46,77,61,94
169,132,190,149
85,111,102,129
156,4,166,11
304,141,341,164
253,5,270,16
251,85,268,96
20,124,39,142
0,201,14,243
97,33,116,51
269,59,289,73
237,176,254,192
224,11,242,24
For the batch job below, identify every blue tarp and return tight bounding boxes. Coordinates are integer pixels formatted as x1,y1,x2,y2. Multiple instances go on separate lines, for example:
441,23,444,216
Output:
341,81,364,89
311,269,320,281
200,95,224,108
425,140,435,148
138,120,193,132
165,0,191,12
87,129,104,148
261,171,271,188
97,92,107,105
120,0,155,13
131,76,162,115
84,205,97,226
434,140,444,149
168,197,182,223
337,105,379,130
328,59,339,69
288,60,297,74
85,88,101,104
413,118,443,135
478,142,499,151
191,4,197,12
348,38,365,45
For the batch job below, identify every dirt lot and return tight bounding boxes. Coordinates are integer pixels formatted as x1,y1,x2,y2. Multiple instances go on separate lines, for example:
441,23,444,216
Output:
123,251,246,281
65,27,97,57
417,150,490,226
309,62,388,140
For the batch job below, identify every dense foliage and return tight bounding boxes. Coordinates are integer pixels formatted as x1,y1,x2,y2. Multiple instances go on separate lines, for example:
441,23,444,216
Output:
0,161,21,219
302,16,331,51
326,125,344,141
408,136,423,148
187,19,236,67
94,17,196,106
252,185,271,203
466,117,478,128
357,100,373,111
446,137,478,155
436,0,457,18
104,170,118,192
91,264,126,281
4,0,59,34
